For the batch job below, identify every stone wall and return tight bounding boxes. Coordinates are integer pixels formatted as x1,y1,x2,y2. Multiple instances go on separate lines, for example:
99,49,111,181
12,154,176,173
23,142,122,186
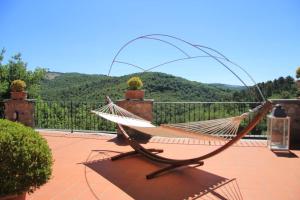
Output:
116,99,154,121
271,99,300,148
4,99,35,127
116,99,153,140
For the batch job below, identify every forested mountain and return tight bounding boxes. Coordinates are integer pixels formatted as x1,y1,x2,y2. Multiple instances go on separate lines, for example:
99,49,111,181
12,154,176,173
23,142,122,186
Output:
41,72,298,102
41,72,236,102
233,76,298,101
208,83,246,91
259,76,297,99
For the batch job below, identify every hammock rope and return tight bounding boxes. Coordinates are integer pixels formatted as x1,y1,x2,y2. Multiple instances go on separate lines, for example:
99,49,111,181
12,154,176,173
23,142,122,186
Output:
92,101,250,140
163,112,248,139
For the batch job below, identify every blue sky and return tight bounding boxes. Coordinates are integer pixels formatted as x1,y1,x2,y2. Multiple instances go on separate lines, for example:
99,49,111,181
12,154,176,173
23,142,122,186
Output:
0,0,299,85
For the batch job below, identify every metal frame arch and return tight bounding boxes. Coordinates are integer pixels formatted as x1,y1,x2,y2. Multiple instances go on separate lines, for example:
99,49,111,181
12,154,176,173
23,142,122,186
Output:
142,36,191,58
108,35,191,76
143,34,252,92
194,44,265,102
107,34,265,102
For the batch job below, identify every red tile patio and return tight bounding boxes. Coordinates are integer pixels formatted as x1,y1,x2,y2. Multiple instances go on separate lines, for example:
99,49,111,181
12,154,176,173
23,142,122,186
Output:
28,131,300,200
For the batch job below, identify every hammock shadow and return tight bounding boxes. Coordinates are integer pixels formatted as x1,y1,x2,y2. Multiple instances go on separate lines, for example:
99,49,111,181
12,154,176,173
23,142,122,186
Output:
107,135,151,146
83,150,243,200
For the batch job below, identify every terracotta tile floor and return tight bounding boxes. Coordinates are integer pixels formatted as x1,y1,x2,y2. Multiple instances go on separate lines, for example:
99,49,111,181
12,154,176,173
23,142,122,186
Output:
28,131,300,200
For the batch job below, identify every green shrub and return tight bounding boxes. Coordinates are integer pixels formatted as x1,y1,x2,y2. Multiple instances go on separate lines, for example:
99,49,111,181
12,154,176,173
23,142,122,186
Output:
297,67,300,79
0,119,52,196
127,76,143,90
10,80,26,92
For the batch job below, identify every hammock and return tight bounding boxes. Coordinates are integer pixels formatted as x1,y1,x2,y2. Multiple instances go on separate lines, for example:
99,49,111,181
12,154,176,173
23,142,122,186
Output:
92,101,248,140
92,96,272,179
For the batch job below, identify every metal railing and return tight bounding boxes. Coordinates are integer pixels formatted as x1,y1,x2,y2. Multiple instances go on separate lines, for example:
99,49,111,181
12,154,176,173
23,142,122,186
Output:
34,101,116,133
34,100,267,137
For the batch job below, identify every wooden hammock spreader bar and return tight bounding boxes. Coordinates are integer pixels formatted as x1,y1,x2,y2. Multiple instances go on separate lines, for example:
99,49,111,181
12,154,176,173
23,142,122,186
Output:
106,96,272,179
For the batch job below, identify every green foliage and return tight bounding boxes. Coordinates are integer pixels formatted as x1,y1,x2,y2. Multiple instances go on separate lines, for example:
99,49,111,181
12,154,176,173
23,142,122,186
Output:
10,80,26,92
279,91,292,99
127,76,143,90
0,49,46,100
236,76,298,101
296,67,300,79
40,72,235,102
297,90,300,97
0,119,52,196
42,73,297,102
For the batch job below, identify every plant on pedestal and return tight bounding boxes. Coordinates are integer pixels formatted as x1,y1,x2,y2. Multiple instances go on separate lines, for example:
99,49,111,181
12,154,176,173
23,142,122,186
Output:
10,80,27,100
296,67,300,98
125,76,145,100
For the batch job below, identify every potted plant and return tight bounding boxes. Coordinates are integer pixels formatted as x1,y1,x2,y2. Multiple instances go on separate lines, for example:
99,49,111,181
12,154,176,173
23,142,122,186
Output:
296,67,300,98
10,80,27,100
0,119,53,200
296,67,300,86
125,76,145,100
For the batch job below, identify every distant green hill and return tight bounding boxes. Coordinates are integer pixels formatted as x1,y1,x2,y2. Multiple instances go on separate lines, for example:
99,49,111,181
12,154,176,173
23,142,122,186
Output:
41,72,298,102
233,76,298,101
209,83,246,91
41,72,236,102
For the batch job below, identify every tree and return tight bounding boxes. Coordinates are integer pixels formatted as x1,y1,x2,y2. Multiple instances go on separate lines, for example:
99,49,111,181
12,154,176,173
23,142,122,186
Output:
296,67,300,98
280,91,291,99
0,49,46,100
264,81,273,97
296,67,300,79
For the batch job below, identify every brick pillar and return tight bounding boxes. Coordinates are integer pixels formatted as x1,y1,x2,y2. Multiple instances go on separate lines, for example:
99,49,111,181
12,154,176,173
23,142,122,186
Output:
116,99,153,140
271,99,300,149
4,99,35,127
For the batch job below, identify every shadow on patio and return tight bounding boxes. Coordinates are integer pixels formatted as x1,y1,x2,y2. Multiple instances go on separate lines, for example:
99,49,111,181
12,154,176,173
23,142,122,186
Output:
83,150,243,200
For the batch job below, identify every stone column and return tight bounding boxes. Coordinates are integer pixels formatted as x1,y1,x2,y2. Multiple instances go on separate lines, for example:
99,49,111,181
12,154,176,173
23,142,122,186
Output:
4,99,35,127
271,99,300,149
116,99,154,140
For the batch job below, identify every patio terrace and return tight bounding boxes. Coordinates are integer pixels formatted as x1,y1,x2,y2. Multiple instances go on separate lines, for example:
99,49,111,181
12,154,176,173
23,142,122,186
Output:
28,130,300,200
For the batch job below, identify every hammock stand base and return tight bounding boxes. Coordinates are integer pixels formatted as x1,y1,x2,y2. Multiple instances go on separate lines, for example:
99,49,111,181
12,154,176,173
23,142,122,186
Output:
110,145,205,179
146,161,204,179
111,148,164,161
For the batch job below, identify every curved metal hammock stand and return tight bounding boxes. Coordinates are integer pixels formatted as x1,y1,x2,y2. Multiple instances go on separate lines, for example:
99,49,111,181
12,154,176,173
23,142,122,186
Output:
92,97,272,179
92,34,272,179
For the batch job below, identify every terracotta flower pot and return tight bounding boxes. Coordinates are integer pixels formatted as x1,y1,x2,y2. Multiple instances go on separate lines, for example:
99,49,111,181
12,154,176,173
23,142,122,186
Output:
0,193,26,200
125,90,145,100
10,91,27,100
